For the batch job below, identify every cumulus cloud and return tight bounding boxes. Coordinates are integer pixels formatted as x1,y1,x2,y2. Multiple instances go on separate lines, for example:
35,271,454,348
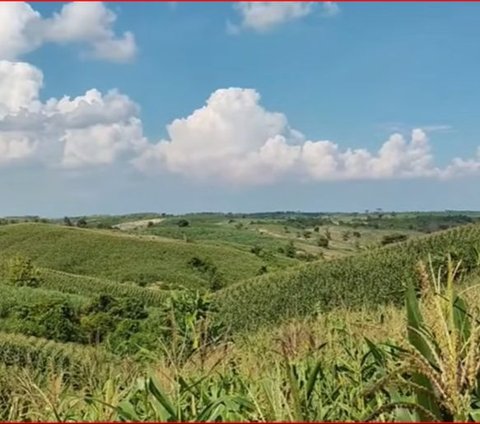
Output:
0,61,145,168
0,61,43,116
229,2,340,33
0,2,136,62
133,87,480,186
230,2,315,33
1,66,479,184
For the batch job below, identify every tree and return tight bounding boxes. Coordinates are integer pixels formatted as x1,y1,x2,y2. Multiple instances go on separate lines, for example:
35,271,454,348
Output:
77,218,87,228
63,216,73,226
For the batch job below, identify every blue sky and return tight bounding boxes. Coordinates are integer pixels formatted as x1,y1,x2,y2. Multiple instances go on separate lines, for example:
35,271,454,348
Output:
1,2,480,216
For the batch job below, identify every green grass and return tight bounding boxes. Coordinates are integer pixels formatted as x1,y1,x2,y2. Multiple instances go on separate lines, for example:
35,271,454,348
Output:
0,223,279,289
216,223,480,332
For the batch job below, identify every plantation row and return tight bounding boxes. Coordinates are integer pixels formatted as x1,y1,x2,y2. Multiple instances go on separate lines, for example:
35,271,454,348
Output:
0,223,269,288
216,223,480,332
0,332,112,379
37,269,171,307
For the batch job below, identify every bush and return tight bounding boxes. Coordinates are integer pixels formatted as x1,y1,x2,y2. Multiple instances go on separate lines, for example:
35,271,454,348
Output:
381,233,408,246
6,255,40,287
177,219,190,228
284,241,296,258
15,299,82,343
316,236,329,248
76,218,87,228
250,245,263,256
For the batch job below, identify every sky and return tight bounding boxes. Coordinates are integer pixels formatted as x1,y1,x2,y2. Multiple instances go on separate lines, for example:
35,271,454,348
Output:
1,1,480,217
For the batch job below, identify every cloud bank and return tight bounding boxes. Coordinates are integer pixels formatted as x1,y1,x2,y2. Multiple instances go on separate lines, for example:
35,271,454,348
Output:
135,88,478,185
1,2,479,188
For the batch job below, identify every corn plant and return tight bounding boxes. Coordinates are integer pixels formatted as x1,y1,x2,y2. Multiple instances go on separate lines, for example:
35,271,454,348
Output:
366,256,480,422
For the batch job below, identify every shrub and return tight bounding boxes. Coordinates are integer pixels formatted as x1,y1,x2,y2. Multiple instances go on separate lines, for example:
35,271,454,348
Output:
15,299,82,343
381,233,408,246
76,218,87,228
284,241,296,258
6,255,40,288
177,219,190,227
250,245,263,256
316,236,329,248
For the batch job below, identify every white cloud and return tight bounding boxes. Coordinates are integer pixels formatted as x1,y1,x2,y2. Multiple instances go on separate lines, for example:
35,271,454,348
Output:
61,118,146,168
230,2,315,33
0,61,145,168
0,2,136,63
134,87,480,186
133,88,304,184
0,133,37,165
0,63,479,185
0,60,43,116
229,2,340,33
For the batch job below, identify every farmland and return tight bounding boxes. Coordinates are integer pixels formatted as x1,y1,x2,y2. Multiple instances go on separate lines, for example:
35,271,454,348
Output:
0,211,479,421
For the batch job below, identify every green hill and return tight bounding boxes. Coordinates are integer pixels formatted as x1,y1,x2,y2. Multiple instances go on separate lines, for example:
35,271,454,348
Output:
0,223,274,289
216,223,480,333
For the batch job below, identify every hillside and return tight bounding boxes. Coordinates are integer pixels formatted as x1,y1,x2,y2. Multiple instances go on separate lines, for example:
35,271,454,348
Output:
216,223,480,332
0,223,280,289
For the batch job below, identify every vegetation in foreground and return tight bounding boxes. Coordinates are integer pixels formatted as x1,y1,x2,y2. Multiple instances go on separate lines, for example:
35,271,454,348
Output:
0,212,480,421
0,256,479,421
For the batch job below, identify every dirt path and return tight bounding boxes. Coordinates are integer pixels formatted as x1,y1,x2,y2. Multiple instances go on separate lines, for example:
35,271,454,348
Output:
113,218,165,231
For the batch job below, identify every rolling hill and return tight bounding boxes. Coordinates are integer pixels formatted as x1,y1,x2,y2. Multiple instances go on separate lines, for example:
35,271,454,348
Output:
216,223,480,332
0,223,277,289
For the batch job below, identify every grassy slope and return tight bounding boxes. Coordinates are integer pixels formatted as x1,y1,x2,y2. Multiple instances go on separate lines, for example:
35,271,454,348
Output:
0,223,273,289
216,223,480,333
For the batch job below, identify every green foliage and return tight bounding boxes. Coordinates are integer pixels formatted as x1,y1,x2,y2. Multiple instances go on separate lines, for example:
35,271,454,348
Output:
217,224,480,333
381,233,408,246
14,299,82,343
35,268,170,307
250,245,263,256
76,218,87,228
177,219,190,227
81,295,149,347
0,223,271,289
283,241,296,258
316,235,329,248
156,290,225,365
0,331,111,378
6,255,40,287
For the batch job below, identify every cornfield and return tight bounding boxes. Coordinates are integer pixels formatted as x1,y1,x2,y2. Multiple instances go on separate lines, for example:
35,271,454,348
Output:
216,224,480,332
